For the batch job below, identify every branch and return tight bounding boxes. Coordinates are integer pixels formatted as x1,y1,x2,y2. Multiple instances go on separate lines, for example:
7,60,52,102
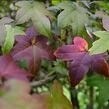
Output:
30,73,57,87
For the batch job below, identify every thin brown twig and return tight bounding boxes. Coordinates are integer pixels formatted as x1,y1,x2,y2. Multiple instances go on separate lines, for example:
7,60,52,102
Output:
30,73,57,87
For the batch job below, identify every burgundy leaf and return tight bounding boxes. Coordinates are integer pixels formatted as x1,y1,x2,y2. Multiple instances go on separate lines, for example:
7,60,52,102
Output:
69,61,89,87
11,27,54,74
69,52,91,86
54,36,109,87
0,55,30,81
91,54,109,77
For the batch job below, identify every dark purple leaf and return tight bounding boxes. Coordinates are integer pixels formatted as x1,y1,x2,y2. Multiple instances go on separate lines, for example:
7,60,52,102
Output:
54,36,109,87
11,27,54,74
91,54,109,77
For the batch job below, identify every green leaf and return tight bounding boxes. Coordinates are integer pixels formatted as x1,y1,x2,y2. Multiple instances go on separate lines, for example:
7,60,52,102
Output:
87,75,109,105
89,31,109,54
57,2,89,34
16,1,53,37
0,17,13,45
2,25,25,54
19,59,28,70
48,80,72,109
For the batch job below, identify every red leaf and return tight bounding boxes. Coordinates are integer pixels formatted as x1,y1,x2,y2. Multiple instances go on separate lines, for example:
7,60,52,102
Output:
73,37,88,51
11,27,54,74
91,55,109,77
54,36,109,87
0,55,30,81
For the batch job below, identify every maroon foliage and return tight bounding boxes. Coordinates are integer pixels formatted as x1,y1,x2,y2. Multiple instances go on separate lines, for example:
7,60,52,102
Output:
54,37,109,87
0,55,30,81
11,27,54,74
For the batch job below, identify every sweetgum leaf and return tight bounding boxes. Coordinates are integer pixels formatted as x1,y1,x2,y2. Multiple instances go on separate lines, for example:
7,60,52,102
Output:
0,55,30,81
87,75,109,105
11,27,54,74
57,1,89,34
0,17,13,45
16,1,53,37
89,31,109,54
2,25,25,54
54,37,109,87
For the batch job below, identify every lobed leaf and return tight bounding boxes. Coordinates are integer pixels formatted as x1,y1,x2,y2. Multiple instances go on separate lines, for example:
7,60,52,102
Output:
16,1,53,37
57,2,89,34
54,36,109,87
11,27,54,74
89,31,109,54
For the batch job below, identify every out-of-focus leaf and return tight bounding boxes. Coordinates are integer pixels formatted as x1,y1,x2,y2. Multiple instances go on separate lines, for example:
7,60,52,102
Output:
87,75,109,105
89,31,109,54
16,1,53,37
2,25,25,54
0,79,43,109
0,79,72,109
19,59,29,70
47,80,72,109
57,2,89,34
0,55,30,81
102,15,109,32
0,17,13,45
95,11,109,32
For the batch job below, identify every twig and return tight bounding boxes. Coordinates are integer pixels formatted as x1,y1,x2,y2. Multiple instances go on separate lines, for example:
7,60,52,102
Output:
30,73,57,87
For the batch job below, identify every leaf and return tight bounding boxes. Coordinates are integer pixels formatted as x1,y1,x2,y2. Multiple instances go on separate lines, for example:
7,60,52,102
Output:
102,16,109,31
0,17,13,45
87,75,109,105
89,31,109,54
0,79,72,109
57,2,89,34
0,55,30,81
69,53,90,87
11,27,54,74
91,54,109,77
95,11,109,31
16,1,53,37
0,79,41,109
49,80,72,109
2,25,25,54
54,36,109,87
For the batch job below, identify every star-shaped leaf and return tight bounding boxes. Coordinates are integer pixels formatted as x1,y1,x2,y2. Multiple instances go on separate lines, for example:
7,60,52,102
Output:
16,1,53,37
89,31,109,54
11,27,54,74
57,1,89,34
54,37,109,87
